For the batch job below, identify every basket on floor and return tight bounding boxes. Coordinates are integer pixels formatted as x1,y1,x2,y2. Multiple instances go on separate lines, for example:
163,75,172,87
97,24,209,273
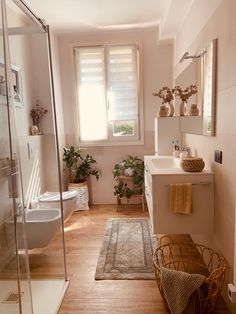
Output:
153,242,227,313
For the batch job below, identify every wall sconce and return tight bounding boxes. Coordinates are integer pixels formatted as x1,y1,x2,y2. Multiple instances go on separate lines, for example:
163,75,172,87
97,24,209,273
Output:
179,49,207,63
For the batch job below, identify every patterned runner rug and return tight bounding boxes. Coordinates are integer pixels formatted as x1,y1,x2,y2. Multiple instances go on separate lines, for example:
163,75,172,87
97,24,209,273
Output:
95,218,158,280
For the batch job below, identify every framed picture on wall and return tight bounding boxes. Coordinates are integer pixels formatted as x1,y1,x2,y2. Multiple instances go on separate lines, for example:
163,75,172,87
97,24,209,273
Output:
0,58,23,108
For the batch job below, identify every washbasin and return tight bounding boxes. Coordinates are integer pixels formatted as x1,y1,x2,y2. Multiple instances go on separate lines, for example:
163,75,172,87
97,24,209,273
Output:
151,157,180,169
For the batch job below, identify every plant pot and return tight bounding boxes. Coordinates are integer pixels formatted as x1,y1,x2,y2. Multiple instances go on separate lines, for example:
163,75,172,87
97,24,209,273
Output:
68,181,89,211
124,167,134,176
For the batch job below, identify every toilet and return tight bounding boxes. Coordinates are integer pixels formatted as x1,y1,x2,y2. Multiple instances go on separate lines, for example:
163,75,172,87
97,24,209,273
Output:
31,190,78,222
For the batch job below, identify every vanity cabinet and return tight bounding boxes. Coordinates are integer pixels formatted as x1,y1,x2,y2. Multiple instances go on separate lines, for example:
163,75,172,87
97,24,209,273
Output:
144,156,214,235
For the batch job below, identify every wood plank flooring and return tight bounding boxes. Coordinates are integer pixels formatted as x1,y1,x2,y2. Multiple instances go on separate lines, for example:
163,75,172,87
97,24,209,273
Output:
28,204,229,313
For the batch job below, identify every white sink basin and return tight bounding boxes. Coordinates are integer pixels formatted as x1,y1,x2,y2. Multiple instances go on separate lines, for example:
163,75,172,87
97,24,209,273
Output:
151,157,180,169
145,155,211,175
145,155,184,175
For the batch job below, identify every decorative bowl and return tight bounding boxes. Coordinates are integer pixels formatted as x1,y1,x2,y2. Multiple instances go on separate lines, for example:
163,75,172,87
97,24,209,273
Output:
180,157,205,172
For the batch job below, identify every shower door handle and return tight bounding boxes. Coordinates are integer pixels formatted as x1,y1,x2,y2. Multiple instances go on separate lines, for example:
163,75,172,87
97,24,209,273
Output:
8,172,19,199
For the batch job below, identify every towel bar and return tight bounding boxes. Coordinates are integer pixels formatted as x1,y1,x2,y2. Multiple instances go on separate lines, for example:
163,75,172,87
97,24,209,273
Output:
165,182,211,187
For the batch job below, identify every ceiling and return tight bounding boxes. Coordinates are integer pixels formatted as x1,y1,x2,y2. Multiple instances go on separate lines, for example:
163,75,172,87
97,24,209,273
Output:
24,0,193,38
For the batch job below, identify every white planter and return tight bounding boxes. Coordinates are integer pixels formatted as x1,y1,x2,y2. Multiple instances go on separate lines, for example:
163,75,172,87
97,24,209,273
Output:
68,181,89,211
124,167,134,176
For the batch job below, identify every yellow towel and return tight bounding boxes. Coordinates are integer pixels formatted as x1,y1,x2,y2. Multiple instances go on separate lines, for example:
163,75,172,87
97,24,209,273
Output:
170,183,192,214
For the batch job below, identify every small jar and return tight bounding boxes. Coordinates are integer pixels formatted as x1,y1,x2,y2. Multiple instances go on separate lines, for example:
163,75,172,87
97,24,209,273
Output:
189,104,199,116
159,105,168,117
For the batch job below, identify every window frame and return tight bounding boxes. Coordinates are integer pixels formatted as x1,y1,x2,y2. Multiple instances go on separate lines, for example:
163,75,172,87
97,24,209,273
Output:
73,42,144,147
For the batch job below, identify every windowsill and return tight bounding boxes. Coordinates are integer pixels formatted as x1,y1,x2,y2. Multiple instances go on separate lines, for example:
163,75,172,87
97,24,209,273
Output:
78,138,144,147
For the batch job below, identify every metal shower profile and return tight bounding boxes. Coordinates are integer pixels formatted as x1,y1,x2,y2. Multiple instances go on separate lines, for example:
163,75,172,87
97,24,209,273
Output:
179,48,207,63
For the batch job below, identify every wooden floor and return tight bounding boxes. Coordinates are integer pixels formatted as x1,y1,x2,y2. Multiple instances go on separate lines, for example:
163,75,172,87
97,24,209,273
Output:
28,205,230,313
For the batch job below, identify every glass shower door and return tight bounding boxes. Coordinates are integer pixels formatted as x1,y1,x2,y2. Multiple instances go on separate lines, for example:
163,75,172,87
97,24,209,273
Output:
0,0,33,312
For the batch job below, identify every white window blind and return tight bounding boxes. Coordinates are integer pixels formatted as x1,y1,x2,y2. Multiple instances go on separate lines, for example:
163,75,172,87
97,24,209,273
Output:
75,46,107,142
107,45,138,122
74,44,140,144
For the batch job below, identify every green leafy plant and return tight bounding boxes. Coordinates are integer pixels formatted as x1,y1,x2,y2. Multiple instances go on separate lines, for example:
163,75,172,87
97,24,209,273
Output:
114,183,134,200
112,155,144,201
113,123,133,135
63,146,100,183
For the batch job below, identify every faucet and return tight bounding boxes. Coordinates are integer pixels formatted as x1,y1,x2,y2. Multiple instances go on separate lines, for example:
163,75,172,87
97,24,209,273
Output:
172,140,180,157
179,146,190,159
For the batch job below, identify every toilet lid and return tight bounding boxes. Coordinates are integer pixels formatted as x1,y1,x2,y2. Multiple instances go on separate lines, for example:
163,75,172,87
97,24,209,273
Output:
39,190,77,202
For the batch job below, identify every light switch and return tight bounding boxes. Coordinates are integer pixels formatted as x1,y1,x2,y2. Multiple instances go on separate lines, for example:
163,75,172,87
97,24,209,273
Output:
214,150,222,164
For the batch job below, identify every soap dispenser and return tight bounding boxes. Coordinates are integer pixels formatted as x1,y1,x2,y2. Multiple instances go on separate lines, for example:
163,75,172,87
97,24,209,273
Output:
172,140,180,158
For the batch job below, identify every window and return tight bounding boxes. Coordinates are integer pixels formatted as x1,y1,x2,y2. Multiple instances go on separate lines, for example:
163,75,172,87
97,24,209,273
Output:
74,44,141,145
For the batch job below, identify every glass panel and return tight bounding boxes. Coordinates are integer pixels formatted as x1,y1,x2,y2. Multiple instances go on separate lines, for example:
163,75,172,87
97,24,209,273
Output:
5,0,68,312
0,0,31,313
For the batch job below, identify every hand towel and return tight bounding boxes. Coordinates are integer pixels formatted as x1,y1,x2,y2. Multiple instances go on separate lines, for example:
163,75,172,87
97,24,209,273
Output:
170,183,192,214
160,266,205,314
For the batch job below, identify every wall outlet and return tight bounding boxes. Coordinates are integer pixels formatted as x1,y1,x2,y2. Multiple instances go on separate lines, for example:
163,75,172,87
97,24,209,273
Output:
214,150,222,164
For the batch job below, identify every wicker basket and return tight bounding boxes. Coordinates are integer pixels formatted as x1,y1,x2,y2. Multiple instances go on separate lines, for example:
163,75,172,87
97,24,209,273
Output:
153,242,227,313
180,157,205,172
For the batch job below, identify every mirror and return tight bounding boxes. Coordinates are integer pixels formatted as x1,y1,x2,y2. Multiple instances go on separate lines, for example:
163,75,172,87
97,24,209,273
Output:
176,58,203,135
176,39,217,136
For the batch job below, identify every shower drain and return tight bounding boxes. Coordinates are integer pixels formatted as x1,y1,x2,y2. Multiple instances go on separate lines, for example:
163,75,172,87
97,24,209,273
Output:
1,291,24,304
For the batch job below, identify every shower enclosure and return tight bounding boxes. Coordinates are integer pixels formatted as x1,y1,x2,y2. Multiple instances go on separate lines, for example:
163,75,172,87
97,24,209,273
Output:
0,0,68,313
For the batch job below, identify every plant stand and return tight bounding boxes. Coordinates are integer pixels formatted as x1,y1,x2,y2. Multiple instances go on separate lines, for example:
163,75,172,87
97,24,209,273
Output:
116,176,145,212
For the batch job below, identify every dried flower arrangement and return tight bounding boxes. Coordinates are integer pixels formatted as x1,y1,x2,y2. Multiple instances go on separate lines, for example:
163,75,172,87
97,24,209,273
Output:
30,101,48,133
173,84,197,102
152,86,174,104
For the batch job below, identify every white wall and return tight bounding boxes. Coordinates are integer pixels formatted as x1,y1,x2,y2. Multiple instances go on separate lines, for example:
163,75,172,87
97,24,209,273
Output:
58,28,174,203
175,0,236,310
49,31,66,183
29,32,65,191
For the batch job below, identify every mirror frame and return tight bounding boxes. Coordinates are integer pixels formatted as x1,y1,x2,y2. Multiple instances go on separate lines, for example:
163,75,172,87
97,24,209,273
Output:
202,38,217,136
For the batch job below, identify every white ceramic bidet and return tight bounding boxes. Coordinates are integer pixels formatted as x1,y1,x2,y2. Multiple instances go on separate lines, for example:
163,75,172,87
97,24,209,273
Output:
6,209,61,249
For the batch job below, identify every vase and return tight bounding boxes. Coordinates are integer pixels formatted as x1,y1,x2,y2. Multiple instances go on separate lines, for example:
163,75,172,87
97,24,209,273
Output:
159,105,168,117
167,102,174,117
179,101,187,116
30,125,39,135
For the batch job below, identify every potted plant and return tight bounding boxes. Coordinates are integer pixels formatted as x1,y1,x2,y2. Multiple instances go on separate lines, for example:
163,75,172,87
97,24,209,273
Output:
63,146,100,210
113,155,144,202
